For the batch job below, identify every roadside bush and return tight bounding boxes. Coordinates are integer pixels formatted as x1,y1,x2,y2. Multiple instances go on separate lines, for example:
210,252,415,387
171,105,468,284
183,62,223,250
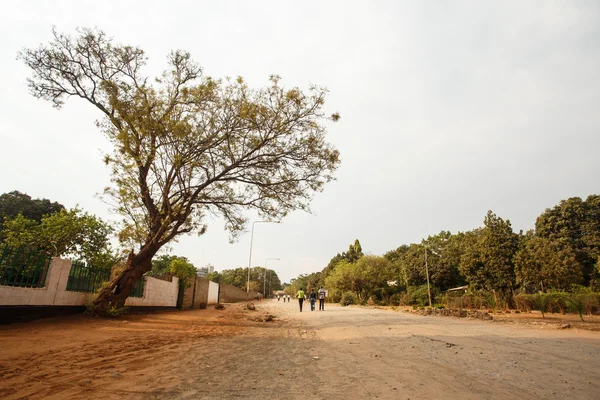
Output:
570,285,600,316
406,285,439,307
329,291,342,304
367,296,376,306
513,294,536,312
534,293,549,318
566,294,586,322
545,291,568,314
444,294,465,309
340,292,357,307
389,293,402,306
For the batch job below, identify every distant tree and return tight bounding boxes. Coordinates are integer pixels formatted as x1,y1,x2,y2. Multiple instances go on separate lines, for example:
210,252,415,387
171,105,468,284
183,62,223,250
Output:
20,27,340,314
535,195,600,284
169,258,197,286
206,271,222,284
325,256,390,303
148,255,191,277
217,267,282,294
514,232,583,290
422,231,464,291
0,191,64,224
344,239,364,263
459,211,519,300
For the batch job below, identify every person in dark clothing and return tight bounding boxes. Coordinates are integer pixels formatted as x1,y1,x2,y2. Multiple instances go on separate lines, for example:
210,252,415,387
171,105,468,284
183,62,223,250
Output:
309,289,317,311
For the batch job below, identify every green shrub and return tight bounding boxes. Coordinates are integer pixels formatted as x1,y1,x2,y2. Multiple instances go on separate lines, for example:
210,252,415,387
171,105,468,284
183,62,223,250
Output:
546,291,568,314
406,285,439,307
340,292,357,307
534,293,549,318
567,294,586,322
513,294,536,312
389,293,402,306
105,302,129,317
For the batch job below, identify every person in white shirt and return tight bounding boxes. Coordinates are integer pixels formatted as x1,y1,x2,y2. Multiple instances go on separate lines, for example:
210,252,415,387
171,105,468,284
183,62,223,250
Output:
318,287,326,311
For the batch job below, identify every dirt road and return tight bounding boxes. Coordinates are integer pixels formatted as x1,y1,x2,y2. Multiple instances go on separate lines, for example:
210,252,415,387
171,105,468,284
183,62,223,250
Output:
1,301,600,399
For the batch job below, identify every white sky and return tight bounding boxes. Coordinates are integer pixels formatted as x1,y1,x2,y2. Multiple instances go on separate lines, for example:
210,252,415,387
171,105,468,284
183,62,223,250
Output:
1,1,599,283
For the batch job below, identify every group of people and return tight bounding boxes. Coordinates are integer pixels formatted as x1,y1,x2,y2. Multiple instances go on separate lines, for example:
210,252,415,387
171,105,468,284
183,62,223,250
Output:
276,294,291,302
295,287,326,312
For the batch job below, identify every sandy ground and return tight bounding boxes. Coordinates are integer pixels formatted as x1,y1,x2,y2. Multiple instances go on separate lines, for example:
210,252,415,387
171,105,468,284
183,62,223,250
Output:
1,301,600,400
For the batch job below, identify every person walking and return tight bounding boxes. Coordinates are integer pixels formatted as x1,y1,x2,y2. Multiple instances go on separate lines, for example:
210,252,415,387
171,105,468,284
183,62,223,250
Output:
277,294,280,302
309,289,317,311
287,294,291,302
318,287,326,311
296,288,305,312
283,295,286,303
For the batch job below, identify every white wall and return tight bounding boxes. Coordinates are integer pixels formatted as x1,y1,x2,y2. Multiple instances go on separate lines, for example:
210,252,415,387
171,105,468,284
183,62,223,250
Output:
207,281,219,304
0,257,179,308
0,257,92,306
124,276,179,307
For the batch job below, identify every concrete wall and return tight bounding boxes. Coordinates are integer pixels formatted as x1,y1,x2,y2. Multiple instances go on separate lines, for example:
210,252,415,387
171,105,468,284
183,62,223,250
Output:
180,277,220,309
0,257,178,308
207,281,219,304
124,276,178,307
0,257,92,306
219,283,259,303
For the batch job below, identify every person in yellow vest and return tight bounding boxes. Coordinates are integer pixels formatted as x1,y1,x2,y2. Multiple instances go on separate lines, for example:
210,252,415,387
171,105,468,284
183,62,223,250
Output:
296,288,305,312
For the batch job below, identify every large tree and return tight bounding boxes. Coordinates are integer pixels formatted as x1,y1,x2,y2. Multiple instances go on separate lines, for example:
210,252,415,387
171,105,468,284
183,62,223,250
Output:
514,231,582,290
459,212,519,300
20,28,340,314
535,195,600,284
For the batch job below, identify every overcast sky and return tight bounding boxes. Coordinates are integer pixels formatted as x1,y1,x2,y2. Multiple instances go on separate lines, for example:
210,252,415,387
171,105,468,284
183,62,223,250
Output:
1,1,599,283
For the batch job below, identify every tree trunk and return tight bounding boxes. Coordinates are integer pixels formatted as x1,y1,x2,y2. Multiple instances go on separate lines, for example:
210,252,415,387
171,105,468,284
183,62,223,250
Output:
90,247,156,316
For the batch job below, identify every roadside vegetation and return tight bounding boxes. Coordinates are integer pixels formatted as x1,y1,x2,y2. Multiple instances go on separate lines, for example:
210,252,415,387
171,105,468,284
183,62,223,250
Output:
287,195,600,316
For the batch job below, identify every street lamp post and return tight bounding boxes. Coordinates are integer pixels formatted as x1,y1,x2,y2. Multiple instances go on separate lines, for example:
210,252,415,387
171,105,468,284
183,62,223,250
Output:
423,246,433,308
264,258,280,298
247,220,277,299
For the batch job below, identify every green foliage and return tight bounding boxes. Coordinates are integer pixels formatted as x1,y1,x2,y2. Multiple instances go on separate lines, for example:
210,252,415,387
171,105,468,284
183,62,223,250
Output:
216,266,282,296
459,211,519,296
513,294,536,312
104,302,129,317
534,293,549,318
406,285,439,307
169,258,196,287
288,194,600,316
545,291,569,314
340,291,356,307
1,207,114,266
0,191,64,224
514,233,583,290
566,294,586,322
536,195,600,285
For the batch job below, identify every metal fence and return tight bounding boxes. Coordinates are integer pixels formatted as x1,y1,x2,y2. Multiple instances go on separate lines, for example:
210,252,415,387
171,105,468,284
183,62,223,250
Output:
130,277,145,298
0,245,52,288
66,261,145,298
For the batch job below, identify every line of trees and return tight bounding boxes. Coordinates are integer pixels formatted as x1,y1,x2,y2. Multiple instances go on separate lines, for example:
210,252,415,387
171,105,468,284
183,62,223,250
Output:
288,195,600,309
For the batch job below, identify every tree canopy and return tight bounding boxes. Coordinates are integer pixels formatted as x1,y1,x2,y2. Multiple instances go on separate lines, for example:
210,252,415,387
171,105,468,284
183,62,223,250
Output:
1,205,114,269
